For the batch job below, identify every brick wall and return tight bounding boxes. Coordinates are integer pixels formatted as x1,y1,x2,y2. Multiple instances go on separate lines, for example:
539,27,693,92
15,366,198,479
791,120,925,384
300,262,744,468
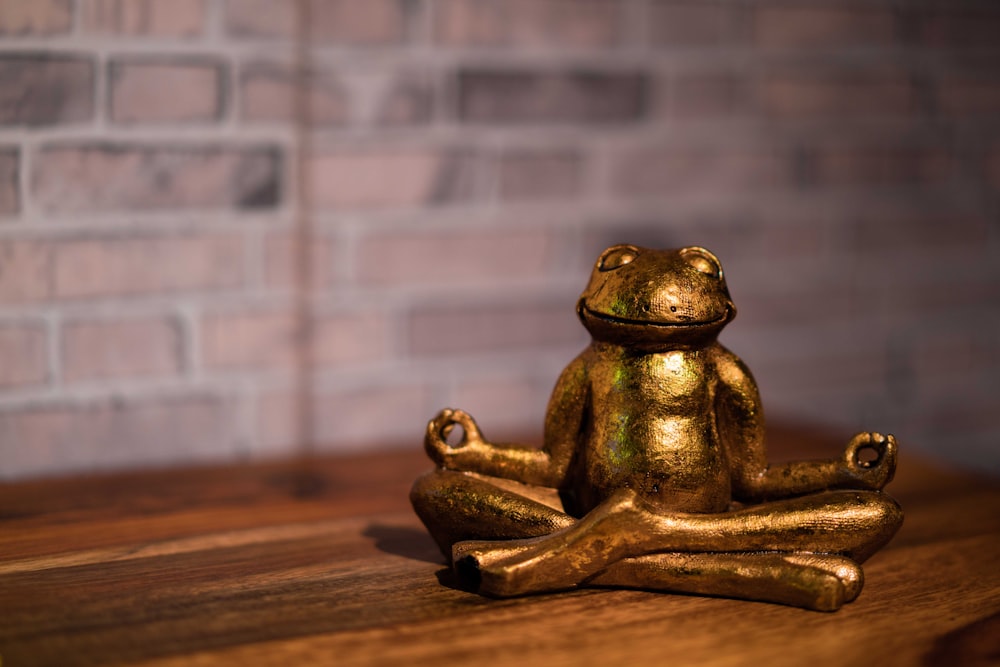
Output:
1,0,998,478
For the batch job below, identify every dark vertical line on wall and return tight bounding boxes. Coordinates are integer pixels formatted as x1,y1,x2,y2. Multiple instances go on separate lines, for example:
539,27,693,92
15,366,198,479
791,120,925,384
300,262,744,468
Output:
293,0,316,459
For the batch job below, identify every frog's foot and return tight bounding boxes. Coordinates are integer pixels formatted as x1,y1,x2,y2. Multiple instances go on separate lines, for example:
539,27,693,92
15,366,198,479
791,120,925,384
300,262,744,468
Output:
455,547,861,611
453,489,896,602
782,553,864,602
452,487,648,596
588,551,863,612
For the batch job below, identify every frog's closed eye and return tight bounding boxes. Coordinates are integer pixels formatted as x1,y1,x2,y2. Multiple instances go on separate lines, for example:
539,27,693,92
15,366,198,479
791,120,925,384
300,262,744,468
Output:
598,245,639,272
680,247,723,279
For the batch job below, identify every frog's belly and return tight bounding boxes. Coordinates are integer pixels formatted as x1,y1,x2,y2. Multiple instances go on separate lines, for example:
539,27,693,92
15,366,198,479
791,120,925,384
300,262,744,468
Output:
576,416,731,514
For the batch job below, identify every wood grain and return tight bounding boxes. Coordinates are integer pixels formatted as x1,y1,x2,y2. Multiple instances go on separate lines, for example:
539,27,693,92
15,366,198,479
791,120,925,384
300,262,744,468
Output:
1,425,998,667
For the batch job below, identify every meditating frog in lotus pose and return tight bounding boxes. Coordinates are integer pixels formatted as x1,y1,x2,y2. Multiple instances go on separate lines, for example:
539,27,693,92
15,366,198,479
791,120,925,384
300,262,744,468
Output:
411,245,902,611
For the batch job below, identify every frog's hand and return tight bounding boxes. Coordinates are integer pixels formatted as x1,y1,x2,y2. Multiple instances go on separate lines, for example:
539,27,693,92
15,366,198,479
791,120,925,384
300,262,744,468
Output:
843,432,897,491
424,408,488,468
424,406,568,484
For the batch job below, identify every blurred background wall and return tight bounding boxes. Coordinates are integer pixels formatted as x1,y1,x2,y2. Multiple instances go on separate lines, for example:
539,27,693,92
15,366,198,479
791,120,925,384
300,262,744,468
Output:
0,0,998,479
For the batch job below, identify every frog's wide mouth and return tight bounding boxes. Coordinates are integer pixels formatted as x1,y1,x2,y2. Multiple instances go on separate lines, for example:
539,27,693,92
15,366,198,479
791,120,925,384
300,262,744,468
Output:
579,302,732,329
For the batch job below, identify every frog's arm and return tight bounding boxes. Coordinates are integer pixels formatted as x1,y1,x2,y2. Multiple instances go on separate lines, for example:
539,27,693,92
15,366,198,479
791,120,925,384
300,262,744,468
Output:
713,346,896,503
425,352,589,487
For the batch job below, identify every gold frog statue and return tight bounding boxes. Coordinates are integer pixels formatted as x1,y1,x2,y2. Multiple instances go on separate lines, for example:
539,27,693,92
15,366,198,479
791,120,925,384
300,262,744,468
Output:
411,245,902,611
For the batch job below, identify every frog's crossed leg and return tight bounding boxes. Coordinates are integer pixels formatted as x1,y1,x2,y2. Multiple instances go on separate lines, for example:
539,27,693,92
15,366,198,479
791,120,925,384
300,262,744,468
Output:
412,466,900,612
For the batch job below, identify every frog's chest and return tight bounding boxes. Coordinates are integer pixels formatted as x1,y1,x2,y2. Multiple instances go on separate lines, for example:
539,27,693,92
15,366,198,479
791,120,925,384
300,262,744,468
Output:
566,348,728,513
590,350,712,414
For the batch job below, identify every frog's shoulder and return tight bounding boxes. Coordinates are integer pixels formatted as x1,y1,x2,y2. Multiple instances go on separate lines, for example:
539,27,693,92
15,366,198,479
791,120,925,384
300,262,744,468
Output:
554,344,597,385
706,342,757,388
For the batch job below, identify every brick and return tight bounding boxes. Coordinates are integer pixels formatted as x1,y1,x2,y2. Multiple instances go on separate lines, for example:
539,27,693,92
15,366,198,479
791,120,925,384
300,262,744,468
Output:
408,301,582,356
240,63,347,125
612,147,789,197
850,209,990,252
732,322,881,370
0,0,72,36
33,144,281,212
201,310,298,370
313,312,389,366
263,231,336,289
0,149,18,215
354,229,552,287
0,323,47,389
764,348,890,393
458,70,645,124
733,286,857,330
83,0,205,37
760,71,916,117
901,401,999,452
53,235,244,299
908,328,997,379
435,0,625,48
0,55,94,126
452,376,548,436
653,72,748,118
225,0,295,37
201,308,388,371
312,384,430,447
309,0,411,43
872,278,1000,317
226,0,410,44
649,2,741,46
988,146,1000,190
244,66,432,126
110,60,224,124
308,147,476,210
256,392,301,453
0,240,52,304
754,7,897,48
373,71,433,126
719,216,825,258
62,317,180,383
937,73,1000,116
920,11,1000,49
500,150,582,200
0,395,236,478
809,147,953,187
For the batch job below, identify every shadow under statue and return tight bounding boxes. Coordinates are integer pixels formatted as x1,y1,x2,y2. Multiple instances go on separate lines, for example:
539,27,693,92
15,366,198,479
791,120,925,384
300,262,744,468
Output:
411,245,903,611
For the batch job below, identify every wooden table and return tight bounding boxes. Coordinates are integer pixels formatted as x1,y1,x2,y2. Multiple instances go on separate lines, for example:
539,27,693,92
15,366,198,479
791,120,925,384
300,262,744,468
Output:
2,424,999,666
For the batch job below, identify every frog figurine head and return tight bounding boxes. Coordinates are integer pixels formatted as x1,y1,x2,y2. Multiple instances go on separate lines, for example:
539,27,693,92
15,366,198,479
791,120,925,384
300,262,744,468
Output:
577,245,737,350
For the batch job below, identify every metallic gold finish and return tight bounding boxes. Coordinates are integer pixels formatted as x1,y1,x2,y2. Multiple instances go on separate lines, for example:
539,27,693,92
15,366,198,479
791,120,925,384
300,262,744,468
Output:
411,245,903,611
